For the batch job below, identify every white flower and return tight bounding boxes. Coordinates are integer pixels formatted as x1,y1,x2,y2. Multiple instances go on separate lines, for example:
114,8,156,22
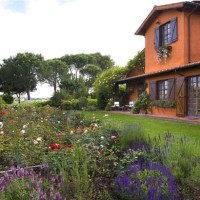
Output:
58,121,60,124
33,140,39,145
100,144,104,148
0,122,3,128
100,136,104,140
70,130,74,135
22,124,27,129
0,131,4,135
84,129,88,134
94,123,98,128
36,137,42,142
104,114,109,117
20,129,25,135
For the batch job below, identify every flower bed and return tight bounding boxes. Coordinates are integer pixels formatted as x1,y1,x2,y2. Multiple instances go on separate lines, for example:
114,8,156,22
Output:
0,105,199,199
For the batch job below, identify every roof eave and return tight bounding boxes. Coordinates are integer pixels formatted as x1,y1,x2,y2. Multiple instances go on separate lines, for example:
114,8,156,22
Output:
135,2,187,36
115,61,200,84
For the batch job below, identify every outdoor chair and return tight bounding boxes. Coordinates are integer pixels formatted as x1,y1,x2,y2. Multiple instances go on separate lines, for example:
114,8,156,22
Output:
129,101,134,109
111,101,120,110
125,101,135,111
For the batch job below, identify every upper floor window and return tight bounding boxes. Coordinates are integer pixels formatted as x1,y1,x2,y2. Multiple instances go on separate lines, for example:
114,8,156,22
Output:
161,22,171,45
154,17,177,48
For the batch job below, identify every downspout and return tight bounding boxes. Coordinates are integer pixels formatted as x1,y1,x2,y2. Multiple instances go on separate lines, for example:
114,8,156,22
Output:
187,3,198,63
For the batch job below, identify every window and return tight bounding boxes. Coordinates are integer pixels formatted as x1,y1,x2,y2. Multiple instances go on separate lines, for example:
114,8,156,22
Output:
154,18,177,48
149,79,175,101
161,22,171,45
158,80,168,100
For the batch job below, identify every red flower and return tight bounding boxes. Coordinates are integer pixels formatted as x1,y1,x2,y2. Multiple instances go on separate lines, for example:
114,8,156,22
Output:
50,143,63,150
67,143,73,149
0,111,6,116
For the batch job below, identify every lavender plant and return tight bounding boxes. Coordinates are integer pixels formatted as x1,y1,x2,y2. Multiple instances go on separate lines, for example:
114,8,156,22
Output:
115,161,179,200
0,164,65,200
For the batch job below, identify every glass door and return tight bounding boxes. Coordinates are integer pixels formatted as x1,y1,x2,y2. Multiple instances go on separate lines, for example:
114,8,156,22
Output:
188,76,200,116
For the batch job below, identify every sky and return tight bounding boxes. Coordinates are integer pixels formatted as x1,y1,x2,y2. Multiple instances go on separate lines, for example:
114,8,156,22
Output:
0,0,190,98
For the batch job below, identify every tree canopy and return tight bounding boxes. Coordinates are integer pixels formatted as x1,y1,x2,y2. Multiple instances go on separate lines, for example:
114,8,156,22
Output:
93,66,126,109
0,52,44,101
39,59,69,93
126,50,145,72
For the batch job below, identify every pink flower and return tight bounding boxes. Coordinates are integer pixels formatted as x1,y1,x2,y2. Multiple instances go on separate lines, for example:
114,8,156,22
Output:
56,133,63,137
111,135,117,140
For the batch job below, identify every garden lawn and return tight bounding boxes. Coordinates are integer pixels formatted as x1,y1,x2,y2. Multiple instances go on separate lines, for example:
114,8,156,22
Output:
83,111,200,142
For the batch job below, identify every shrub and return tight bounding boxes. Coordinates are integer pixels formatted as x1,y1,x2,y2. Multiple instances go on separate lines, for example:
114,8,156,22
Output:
132,100,140,114
61,99,79,110
50,91,67,107
151,100,176,108
132,92,151,114
2,94,14,104
87,98,97,108
78,97,87,109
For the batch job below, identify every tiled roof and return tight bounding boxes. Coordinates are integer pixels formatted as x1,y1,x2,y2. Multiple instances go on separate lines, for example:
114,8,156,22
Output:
135,1,200,36
115,61,200,83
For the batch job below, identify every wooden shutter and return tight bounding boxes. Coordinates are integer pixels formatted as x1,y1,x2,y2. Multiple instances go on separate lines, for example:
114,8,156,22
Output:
168,78,175,100
170,18,178,43
149,81,156,100
154,27,160,48
176,77,186,117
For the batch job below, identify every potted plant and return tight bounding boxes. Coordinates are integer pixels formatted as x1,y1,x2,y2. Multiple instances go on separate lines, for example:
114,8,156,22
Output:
132,92,151,114
156,45,172,62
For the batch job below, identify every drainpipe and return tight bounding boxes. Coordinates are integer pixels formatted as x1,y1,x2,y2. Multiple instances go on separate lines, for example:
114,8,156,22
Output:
187,3,198,63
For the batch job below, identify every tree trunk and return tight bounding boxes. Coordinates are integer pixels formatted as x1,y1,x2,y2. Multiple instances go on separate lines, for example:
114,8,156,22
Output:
16,93,21,104
27,90,31,100
53,81,57,93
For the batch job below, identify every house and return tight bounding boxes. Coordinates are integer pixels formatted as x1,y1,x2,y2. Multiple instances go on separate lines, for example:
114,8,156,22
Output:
115,1,200,118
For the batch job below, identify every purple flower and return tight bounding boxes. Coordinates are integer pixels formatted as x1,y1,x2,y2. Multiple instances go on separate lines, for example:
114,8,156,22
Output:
115,161,179,199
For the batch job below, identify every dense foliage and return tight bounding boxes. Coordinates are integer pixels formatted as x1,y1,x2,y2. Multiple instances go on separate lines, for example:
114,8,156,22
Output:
126,50,145,72
0,52,44,101
93,66,126,109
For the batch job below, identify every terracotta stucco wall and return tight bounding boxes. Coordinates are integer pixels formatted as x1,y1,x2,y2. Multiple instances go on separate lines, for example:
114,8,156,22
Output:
190,12,200,63
145,10,186,74
126,81,139,102
145,67,200,117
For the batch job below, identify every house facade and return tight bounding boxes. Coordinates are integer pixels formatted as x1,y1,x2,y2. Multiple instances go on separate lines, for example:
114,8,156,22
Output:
116,1,200,118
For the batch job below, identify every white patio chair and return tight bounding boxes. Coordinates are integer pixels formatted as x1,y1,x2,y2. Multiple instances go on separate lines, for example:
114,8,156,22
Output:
111,101,120,110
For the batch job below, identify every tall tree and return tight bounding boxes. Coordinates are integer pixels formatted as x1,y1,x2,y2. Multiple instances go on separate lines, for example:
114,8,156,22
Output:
0,52,44,100
60,76,87,98
61,52,114,78
80,64,102,93
40,59,69,93
89,52,114,71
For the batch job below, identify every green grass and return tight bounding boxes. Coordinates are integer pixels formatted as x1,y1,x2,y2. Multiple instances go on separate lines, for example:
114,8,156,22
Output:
83,111,200,142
